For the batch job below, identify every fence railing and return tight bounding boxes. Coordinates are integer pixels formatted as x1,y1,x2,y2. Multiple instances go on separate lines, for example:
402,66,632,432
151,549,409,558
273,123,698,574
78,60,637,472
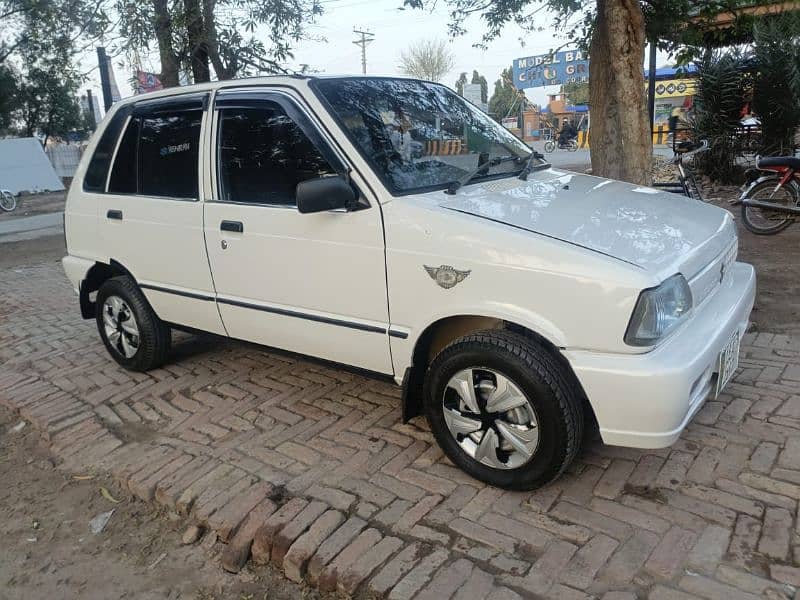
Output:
46,144,83,178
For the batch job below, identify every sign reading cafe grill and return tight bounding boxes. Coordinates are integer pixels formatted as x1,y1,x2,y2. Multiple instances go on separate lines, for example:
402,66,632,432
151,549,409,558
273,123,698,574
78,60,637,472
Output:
512,50,589,90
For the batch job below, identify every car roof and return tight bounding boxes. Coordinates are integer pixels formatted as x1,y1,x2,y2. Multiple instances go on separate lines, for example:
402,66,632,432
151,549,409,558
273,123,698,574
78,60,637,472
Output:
114,74,442,108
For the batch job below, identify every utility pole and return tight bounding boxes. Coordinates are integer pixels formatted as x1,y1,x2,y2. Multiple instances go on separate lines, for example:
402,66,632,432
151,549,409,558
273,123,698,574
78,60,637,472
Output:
647,39,657,133
96,47,113,111
352,29,375,75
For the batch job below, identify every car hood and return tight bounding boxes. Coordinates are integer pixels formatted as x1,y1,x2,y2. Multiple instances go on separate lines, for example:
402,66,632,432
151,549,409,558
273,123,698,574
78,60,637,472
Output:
437,169,735,279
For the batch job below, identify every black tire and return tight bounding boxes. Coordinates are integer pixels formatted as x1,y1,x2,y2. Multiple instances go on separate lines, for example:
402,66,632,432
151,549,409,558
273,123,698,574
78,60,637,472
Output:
423,329,583,490
741,179,797,235
95,276,171,371
543,140,555,153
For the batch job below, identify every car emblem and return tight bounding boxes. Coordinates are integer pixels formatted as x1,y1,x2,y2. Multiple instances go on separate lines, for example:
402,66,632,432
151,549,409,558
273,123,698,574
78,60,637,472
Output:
424,265,471,289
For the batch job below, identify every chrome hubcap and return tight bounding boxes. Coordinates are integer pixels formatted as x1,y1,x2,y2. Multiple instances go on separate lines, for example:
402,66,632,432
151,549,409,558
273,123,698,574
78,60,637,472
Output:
443,368,539,470
102,296,140,358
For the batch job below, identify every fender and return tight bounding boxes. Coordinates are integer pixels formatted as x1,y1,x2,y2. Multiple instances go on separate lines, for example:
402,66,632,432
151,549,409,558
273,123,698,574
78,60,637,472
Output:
396,306,569,423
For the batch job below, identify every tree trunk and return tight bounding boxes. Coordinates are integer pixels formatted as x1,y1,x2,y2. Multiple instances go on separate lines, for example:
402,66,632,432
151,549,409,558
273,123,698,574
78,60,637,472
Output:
153,0,180,87
203,0,235,79
589,0,651,185
185,0,210,83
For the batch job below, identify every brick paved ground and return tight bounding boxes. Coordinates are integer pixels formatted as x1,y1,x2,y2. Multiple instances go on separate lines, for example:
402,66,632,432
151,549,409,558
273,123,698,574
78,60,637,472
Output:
3,262,800,599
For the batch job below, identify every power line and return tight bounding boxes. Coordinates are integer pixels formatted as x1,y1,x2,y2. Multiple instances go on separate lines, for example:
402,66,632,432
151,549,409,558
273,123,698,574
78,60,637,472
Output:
352,28,375,75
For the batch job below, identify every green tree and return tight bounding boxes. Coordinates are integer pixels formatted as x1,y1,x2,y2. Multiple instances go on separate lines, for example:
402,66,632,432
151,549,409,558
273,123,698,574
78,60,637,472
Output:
115,0,323,86
0,64,19,133
16,58,85,145
751,13,800,156
0,0,109,65
488,67,521,121
562,81,589,106
692,50,750,182
455,71,468,94
404,0,745,185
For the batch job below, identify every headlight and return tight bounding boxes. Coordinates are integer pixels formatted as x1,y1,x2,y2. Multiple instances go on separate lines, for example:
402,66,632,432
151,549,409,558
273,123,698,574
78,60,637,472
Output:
624,274,693,347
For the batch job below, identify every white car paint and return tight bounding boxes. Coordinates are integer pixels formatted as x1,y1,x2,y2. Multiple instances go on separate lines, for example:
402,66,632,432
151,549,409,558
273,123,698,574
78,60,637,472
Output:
62,76,755,451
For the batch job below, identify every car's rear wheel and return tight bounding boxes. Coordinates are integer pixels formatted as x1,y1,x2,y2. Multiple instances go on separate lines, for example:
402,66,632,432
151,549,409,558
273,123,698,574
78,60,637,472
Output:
96,276,171,371
423,330,583,490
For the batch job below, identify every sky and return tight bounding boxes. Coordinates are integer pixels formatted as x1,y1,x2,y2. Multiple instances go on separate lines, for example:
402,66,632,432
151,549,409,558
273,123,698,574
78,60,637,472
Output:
80,0,672,114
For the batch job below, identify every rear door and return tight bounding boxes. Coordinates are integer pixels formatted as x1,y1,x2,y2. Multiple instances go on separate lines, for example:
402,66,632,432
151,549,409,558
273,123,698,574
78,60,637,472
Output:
202,89,392,374
99,94,225,334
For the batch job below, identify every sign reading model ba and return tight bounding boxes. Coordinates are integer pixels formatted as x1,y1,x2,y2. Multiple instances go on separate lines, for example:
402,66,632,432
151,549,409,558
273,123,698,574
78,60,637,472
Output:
512,50,589,89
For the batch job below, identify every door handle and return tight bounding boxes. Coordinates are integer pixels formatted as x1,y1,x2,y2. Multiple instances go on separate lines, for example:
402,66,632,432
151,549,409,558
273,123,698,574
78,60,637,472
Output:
220,220,243,233
107,209,123,220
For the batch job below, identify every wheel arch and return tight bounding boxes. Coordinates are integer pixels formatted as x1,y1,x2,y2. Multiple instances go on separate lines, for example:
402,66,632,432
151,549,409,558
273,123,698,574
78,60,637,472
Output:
78,259,136,318
400,314,595,431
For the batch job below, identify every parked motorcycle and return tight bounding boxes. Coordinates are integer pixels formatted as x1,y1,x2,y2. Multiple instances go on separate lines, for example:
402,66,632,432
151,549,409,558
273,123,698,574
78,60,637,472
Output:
736,156,800,235
543,137,578,153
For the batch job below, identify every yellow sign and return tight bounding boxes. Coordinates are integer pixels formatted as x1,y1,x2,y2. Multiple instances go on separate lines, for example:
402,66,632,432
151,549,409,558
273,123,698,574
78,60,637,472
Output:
654,78,695,99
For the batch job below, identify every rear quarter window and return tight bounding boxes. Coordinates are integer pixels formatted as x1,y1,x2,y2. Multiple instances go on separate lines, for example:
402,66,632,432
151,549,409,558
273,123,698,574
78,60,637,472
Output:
83,108,131,193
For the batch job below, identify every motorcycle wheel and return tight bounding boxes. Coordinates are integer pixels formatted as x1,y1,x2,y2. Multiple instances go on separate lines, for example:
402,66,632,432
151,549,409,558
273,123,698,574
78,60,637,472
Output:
568,140,578,152
741,179,798,235
543,140,555,153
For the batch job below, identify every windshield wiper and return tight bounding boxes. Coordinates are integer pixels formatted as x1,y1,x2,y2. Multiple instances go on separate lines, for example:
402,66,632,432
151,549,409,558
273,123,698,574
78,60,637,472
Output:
445,155,523,195
518,150,550,180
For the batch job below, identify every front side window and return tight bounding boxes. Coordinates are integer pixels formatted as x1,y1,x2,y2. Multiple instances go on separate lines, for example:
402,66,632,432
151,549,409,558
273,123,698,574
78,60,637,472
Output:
216,103,337,206
138,111,202,198
313,78,532,195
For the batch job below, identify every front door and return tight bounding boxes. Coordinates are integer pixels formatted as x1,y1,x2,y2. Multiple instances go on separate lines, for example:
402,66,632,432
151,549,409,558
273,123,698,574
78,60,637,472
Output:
203,90,392,374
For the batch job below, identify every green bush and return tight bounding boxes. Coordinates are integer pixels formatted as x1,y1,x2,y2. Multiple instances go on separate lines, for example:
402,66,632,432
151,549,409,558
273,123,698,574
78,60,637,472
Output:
752,14,800,156
692,50,750,182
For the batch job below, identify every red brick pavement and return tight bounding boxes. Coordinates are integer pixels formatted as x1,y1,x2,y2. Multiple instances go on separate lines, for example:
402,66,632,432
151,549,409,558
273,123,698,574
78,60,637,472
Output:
3,262,800,598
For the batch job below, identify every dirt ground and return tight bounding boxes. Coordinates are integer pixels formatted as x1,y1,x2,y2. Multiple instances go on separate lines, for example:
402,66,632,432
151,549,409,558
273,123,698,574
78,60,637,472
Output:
0,406,320,600
0,191,66,221
704,187,800,336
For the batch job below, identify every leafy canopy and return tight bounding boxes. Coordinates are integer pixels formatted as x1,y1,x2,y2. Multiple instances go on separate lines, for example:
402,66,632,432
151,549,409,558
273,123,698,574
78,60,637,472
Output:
403,0,752,54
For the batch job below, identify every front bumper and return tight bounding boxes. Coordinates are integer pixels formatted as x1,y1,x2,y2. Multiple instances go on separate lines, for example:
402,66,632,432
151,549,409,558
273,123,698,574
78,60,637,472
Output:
565,261,756,449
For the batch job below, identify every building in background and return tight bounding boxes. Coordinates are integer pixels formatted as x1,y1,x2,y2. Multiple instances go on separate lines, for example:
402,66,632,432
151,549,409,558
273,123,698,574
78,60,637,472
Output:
651,65,697,128
79,91,103,125
462,83,488,113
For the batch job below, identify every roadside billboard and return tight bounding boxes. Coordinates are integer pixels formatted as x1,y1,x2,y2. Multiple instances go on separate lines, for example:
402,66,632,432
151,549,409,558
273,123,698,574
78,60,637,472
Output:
654,78,695,98
512,50,589,89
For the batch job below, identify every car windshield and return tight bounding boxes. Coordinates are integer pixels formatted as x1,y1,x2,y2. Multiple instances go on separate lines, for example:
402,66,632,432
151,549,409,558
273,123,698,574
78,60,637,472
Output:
312,77,534,195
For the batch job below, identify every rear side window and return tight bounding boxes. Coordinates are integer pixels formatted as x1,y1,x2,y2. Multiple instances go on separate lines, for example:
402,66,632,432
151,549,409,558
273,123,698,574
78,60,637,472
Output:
139,112,202,198
83,109,130,192
106,109,202,199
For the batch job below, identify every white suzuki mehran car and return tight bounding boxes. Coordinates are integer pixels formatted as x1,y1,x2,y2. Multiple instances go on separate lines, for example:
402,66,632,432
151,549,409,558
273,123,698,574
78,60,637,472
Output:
62,76,755,490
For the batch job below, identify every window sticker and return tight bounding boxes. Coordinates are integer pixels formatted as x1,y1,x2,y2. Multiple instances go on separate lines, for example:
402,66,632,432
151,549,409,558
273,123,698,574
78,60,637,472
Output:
160,142,191,156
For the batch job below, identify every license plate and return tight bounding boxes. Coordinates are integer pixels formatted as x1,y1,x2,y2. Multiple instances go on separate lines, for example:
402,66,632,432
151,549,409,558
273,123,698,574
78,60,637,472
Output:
715,330,740,397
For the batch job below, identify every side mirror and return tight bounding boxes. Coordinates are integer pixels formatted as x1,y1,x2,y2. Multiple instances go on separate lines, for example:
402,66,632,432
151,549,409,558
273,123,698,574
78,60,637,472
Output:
296,175,357,214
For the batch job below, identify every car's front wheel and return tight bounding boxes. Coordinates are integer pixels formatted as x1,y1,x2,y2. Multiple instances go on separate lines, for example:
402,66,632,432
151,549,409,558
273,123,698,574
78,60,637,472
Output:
96,276,171,371
423,330,583,490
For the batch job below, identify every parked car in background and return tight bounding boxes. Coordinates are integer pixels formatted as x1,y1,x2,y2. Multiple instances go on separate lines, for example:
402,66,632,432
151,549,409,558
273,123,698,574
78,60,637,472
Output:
62,76,755,490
